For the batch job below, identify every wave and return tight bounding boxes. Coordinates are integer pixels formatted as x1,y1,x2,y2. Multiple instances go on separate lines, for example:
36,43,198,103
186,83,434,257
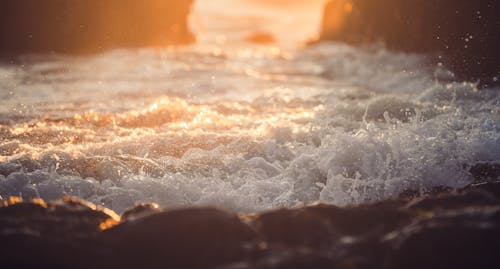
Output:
1,43,499,213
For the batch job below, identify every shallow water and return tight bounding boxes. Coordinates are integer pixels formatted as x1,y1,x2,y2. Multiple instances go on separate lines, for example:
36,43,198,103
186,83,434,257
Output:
1,1,499,213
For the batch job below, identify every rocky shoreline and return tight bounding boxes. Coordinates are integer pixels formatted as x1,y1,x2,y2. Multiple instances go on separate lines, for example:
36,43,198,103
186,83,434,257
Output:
2,180,500,269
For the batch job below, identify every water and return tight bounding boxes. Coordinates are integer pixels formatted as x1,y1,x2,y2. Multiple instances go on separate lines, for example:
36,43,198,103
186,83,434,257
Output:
0,0,499,213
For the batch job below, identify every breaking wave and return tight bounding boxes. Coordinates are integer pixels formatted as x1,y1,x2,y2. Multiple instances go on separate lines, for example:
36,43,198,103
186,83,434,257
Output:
1,43,499,213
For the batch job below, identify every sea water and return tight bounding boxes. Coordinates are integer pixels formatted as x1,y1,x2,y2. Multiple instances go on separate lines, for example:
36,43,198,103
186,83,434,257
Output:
0,0,498,213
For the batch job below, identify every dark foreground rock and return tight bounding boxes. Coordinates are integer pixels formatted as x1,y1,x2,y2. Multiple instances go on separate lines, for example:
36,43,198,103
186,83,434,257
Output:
0,0,195,55
1,182,500,269
319,0,500,84
0,197,119,269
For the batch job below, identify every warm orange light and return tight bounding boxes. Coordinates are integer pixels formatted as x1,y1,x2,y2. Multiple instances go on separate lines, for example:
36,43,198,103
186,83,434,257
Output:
343,2,353,13
321,0,354,39
99,218,120,231
194,0,329,45
8,95,320,151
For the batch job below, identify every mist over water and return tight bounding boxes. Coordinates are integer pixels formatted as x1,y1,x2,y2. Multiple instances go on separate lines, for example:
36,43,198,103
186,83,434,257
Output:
1,1,499,213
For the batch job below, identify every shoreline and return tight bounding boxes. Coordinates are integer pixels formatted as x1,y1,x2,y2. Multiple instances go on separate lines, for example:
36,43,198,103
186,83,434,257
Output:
2,179,499,269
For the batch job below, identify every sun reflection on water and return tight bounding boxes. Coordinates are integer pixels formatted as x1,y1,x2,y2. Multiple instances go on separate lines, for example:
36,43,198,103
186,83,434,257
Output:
4,95,320,155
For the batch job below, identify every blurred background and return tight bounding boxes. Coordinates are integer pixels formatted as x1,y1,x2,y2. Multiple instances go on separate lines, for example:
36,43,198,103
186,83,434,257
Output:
193,0,328,46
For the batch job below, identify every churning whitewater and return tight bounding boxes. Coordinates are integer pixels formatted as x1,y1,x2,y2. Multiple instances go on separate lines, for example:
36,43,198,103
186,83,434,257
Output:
0,0,499,214
1,42,498,213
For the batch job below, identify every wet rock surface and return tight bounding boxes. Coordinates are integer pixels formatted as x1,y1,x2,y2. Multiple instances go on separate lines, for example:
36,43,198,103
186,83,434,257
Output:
0,197,119,269
319,0,500,83
2,181,500,269
0,0,195,55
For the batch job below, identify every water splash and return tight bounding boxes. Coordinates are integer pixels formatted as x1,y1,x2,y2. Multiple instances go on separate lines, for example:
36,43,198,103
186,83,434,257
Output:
1,43,499,213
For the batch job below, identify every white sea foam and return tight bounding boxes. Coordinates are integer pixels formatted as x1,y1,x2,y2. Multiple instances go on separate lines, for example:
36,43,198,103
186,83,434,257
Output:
0,41,499,213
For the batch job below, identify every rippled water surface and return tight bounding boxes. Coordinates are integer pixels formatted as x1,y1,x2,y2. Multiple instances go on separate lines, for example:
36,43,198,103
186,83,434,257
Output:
1,0,499,213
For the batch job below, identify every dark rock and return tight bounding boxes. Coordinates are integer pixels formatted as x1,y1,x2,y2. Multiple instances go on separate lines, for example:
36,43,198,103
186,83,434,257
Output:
0,197,119,269
401,181,500,211
264,253,335,269
319,0,500,83
121,202,161,222
406,189,500,211
253,202,410,248
233,248,338,269
1,185,500,269
0,0,195,55
0,196,119,238
253,206,343,248
385,207,500,269
398,186,455,201
103,208,258,269
464,181,500,199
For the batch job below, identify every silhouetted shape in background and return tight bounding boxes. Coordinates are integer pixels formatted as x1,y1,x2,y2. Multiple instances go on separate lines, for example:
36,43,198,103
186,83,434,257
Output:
0,0,195,55
320,0,500,84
